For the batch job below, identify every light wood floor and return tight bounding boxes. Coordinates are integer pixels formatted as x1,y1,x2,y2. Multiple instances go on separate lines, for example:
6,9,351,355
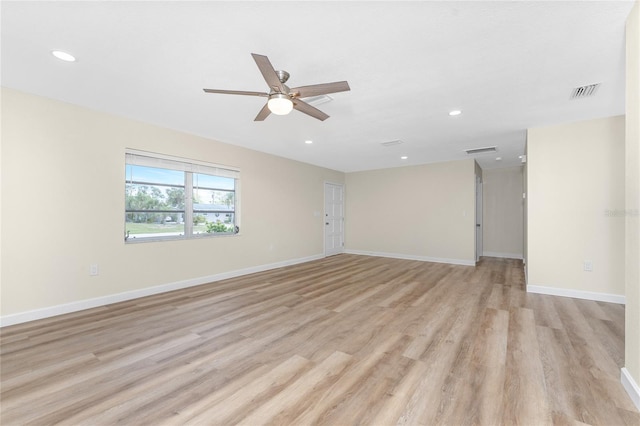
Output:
1,255,638,425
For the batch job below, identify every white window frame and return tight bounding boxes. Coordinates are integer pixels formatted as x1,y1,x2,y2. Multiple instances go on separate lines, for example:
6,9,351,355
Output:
125,149,241,243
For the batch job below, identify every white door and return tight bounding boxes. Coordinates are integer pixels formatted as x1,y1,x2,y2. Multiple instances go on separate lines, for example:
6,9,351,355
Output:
476,176,483,262
324,183,344,256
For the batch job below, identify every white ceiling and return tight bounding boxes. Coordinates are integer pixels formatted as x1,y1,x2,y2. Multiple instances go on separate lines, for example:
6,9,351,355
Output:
1,1,634,172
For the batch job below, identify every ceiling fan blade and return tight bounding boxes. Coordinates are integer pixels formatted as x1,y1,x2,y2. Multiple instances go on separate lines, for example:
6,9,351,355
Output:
251,53,286,93
292,99,329,121
254,103,271,121
291,81,350,98
203,88,268,97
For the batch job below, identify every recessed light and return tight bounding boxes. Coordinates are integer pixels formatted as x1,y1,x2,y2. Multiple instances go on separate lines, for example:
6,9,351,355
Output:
304,140,313,144
400,156,408,160
496,157,502,161
51,50,76,62
449,110,462,116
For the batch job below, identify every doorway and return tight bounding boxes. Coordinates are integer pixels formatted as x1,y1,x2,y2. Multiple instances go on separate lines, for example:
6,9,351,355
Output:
324,183,344,257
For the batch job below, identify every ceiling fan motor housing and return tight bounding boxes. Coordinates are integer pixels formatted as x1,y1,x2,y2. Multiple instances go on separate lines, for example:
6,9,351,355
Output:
275,70,290,84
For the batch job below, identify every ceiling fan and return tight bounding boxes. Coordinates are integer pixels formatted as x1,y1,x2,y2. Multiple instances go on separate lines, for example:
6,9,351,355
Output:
203,53,350,121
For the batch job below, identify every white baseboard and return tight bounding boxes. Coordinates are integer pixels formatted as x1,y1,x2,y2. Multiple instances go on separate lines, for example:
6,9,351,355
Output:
482,251,523,260
344,249,475,266
527,284,626,305
621,368,640,411
0,254,324,327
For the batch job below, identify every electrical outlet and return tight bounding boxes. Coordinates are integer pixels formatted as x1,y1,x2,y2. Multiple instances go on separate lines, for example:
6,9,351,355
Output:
583,261,593,272
89,264,99,276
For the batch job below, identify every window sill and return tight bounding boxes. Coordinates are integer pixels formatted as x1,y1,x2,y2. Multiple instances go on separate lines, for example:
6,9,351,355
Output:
125,232,241,244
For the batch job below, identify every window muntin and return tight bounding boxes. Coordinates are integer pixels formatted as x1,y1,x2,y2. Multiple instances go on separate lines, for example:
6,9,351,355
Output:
125,151,239,242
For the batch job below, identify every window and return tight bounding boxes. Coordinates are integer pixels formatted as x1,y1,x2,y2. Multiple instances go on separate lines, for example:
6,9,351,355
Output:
125,150,240,242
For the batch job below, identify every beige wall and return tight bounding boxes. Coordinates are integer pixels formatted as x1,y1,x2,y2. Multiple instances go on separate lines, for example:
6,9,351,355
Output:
482,167,524,258
527,116,625,297
625,0,640,401
345,159,476,264
0,89,3,315
0,88,343,318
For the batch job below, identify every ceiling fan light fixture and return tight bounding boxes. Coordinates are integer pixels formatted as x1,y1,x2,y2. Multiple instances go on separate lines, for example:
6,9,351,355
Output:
267,94,293,115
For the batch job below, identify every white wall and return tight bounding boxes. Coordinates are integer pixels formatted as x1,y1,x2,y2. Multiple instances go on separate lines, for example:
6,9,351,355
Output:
344,159,476,265
0,88,344,320
482,166,524,259
624,0,640,408
527,116,626,301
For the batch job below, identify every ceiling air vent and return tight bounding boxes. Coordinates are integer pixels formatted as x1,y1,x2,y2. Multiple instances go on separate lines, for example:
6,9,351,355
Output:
380,140,404,147
465,146,497,155
303,94,333,106
570,83,600,100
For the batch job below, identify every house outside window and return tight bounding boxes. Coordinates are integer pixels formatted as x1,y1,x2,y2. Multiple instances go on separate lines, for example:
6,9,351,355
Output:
125,150,240,242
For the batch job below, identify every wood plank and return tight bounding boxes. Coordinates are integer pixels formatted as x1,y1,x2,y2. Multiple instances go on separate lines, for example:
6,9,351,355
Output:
501,307,551,424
